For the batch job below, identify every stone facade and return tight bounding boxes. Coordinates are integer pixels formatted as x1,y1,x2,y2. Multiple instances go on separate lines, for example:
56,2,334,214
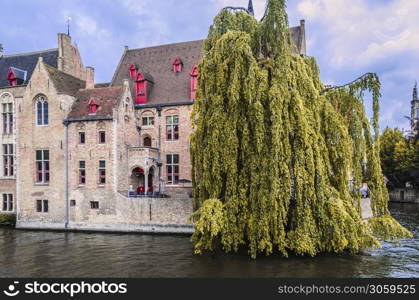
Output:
0,13,308,233
389,188,419,204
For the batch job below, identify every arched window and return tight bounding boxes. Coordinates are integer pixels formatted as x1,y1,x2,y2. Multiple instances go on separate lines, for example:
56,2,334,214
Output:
1,93,13,134
35,95,48,126
143,136,152,147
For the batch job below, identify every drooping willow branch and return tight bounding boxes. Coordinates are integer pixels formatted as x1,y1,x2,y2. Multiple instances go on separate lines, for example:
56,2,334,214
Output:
191,0,411,259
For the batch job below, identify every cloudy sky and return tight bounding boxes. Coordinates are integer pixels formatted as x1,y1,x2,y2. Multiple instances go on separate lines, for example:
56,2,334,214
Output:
1,0,418,131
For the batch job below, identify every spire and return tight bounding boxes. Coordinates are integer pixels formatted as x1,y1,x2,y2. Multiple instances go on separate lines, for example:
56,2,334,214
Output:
414,81,418,101
248,0,254,16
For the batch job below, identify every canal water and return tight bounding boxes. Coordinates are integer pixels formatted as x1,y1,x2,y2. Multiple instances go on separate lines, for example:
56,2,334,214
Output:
0,203,418,278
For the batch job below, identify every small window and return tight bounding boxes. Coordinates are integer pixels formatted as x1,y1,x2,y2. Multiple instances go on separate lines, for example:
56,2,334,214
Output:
99,131,106,144
90,201,99,209
2,194,13,211
79,132,85,144
36,200,48,213
143,136,152,147
99,160,106,185
70,200,76,207
142,116,154,126
79,161,86,185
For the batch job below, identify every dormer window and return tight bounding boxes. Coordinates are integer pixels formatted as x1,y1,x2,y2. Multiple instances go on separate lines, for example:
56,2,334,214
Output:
7,69,17,86
172,57,183,73
135,71,151,104
129,64,137,78
88,98,98,114
190,64,198,100
7,67,27,86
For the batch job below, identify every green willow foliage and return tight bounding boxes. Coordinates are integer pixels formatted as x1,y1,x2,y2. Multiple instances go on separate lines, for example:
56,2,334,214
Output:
190,0,411,259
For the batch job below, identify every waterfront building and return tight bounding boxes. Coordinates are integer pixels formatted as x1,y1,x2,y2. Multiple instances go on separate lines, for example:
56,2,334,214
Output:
0,1,307,232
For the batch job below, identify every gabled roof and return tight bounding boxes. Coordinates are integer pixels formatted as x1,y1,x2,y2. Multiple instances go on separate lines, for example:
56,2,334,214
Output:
66,86,125,121
43,64,85,96
0,49,58,87
110,22,307,106
111,40,203,106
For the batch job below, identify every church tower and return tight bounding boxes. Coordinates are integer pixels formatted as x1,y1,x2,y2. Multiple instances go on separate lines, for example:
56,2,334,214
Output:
411,81,419,137
248,0,254,16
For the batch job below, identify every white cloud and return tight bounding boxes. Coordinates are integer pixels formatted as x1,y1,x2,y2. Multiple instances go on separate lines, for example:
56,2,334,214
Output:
297,0,419,69
212,0,266,19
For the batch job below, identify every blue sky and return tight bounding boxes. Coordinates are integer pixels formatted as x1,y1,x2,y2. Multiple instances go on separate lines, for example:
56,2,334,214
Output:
1,0,418,132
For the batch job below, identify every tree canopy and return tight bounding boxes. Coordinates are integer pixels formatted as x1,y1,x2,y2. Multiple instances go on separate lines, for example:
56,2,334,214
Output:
190,0,411,258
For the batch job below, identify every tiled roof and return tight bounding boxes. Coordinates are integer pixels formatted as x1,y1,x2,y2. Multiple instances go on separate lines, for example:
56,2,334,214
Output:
67,86,124,120
111,40,203,105
110,24,306,106
94,82,110,88
0,49,58,87
44,64,85,96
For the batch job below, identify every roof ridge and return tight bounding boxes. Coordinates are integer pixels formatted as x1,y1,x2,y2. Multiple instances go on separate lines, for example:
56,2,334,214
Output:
126,39,203,52
2,48,58,58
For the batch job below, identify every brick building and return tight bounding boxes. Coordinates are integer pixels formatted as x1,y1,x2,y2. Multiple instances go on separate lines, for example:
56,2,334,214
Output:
0,3,307,232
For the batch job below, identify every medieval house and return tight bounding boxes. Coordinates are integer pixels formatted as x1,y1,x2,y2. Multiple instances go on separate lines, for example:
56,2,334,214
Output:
0,1,307,232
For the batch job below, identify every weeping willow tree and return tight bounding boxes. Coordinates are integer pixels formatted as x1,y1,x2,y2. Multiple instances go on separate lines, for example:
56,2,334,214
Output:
190,0,411,259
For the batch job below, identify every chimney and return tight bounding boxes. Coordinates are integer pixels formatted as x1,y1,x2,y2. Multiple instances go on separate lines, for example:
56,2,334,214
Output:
86,66,95,89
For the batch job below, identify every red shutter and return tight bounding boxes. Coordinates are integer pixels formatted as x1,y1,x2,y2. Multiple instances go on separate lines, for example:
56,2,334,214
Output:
172,57,183,73
135,71,148,104
190,64,198,100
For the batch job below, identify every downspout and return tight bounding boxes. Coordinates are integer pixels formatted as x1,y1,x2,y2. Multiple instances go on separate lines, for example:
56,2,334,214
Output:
64,121,69,229
157,105,162,194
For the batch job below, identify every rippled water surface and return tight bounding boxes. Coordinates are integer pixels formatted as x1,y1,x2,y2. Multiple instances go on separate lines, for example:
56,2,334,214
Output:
0,203,418,278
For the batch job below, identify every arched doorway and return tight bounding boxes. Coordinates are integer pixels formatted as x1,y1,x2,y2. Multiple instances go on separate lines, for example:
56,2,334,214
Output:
130,167,145,195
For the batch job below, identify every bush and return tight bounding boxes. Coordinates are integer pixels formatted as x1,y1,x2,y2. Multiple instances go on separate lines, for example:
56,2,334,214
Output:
0,213,16,226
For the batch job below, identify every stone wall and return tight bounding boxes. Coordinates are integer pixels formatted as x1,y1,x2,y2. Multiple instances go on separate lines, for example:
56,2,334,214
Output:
0,87,24,214
137,104,193,196
18,191,194,233
58,33,87,81
17,60,75,223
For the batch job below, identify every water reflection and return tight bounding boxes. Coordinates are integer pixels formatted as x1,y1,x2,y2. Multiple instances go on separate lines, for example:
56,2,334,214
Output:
0,203,418,278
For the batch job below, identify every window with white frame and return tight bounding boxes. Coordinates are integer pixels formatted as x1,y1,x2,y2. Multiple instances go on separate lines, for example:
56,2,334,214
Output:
1,93,13,134
142,116,154,126
166,115,179,140
36,200,48,213
2,194,13,211
3,144,13,177
166,154,179,184
35,95,48,126
2,103,13,134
